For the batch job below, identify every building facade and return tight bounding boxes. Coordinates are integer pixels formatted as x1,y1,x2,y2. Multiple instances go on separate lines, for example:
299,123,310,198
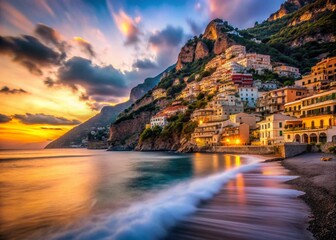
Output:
256,86,308,114
150,114,168,128
238,86,258,107
273,65,300,78
283,89,336,144
258,114,297,145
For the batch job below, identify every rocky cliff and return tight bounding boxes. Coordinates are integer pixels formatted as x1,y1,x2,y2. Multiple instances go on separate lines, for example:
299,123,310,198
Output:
45,67,172,148
108,98,169,150
176,19,234,70
268,0,312,21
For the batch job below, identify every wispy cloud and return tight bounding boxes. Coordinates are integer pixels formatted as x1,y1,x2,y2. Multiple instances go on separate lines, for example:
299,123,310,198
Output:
14,113,81,125
0,86,28,94
0,2,34,32
112,10,141,45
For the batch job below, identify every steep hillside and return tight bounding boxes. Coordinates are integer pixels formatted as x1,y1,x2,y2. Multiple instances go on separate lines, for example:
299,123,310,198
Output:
268,0,313,21
108,20,234,150
108,4,336,151
45,67,171,148
243,0,336,72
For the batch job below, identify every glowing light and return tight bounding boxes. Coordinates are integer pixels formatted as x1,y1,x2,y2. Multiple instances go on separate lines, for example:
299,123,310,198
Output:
235,139,241,145
226,138,230,143
199,120,203,125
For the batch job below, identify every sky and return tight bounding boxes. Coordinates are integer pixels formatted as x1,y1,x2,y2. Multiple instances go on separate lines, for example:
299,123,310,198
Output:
0,0,284,149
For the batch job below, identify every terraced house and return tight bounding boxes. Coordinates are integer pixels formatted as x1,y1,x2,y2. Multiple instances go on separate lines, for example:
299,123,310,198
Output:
295,57,336,91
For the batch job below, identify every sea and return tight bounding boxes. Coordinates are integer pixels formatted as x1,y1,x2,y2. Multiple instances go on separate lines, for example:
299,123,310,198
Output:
0,149,312,240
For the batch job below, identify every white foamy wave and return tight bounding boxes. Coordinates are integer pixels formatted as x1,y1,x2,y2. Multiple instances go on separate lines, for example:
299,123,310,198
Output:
53,160,260,240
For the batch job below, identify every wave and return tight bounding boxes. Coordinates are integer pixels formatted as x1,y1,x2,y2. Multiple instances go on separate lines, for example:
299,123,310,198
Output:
53,159,260,240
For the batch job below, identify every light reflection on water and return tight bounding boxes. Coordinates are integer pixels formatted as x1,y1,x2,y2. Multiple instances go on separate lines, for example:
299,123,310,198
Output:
0,150,310,240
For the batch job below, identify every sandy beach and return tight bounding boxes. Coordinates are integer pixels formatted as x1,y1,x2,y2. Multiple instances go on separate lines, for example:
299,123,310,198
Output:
282,153,336,240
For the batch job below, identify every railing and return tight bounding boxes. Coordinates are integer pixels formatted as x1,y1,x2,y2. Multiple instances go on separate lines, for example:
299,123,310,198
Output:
284,126,330,131
300,111,336,117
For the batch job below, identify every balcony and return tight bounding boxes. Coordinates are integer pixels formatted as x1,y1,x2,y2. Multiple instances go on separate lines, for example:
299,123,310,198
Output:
284,126,330,132
300,111,336,118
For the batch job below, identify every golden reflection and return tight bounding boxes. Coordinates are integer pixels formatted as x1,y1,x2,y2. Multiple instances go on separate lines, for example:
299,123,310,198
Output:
225,155,232,169
0,157,98,233
234,155,241,167
235,173,246,205
212,154,219,170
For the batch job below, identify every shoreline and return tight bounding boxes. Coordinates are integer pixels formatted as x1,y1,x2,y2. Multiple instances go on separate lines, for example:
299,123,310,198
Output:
281,153,336,240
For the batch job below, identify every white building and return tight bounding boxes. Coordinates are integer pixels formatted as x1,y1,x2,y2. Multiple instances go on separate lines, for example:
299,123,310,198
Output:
253,79,279,90
258,113,297,145
273,65,301,78
238,53,272,73
238,86,258,107
150,114,168,128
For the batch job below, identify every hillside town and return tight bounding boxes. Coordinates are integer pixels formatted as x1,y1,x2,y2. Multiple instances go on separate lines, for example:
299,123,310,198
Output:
147,45,336,149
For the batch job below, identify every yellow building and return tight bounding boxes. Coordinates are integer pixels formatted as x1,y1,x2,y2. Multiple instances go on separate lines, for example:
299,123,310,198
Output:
295,57,336,91
284,89,336,143
284,99,302,117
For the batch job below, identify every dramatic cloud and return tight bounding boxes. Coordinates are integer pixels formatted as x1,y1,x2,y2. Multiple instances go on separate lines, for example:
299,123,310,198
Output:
0,114,12,123
56,57,129,100
0,86,28,94
113,10,141,45
73,37,95,58
14,113,81,125
0,35,63,75
35,23,68,55
206,0,284,28
132,58,157,69
149,25,184,48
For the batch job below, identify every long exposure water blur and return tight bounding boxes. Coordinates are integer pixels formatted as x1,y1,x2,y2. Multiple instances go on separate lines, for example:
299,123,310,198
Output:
0,149,311,240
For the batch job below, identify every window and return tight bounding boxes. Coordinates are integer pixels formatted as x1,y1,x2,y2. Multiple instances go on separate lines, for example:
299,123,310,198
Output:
268,123,270,128
320,120,324,128
279,131,283,136
311,121,315,128
287,135,290,139
279,122,282,128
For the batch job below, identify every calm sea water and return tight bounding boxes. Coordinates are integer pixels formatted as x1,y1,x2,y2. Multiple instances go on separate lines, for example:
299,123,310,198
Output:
0,149,311,240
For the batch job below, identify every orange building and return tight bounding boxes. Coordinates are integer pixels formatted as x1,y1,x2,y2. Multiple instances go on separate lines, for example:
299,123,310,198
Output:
295,57,336,91
256,86,309,114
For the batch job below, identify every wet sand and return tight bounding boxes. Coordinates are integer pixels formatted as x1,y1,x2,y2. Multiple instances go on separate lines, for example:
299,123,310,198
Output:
166,161,313,240
282,153,336,240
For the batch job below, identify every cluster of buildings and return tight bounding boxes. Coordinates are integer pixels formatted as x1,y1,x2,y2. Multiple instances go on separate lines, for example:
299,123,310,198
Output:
148,43,336,147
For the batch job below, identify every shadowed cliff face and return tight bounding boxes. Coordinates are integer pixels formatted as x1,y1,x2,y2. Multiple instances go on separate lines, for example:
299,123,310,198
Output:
45,67,172,149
